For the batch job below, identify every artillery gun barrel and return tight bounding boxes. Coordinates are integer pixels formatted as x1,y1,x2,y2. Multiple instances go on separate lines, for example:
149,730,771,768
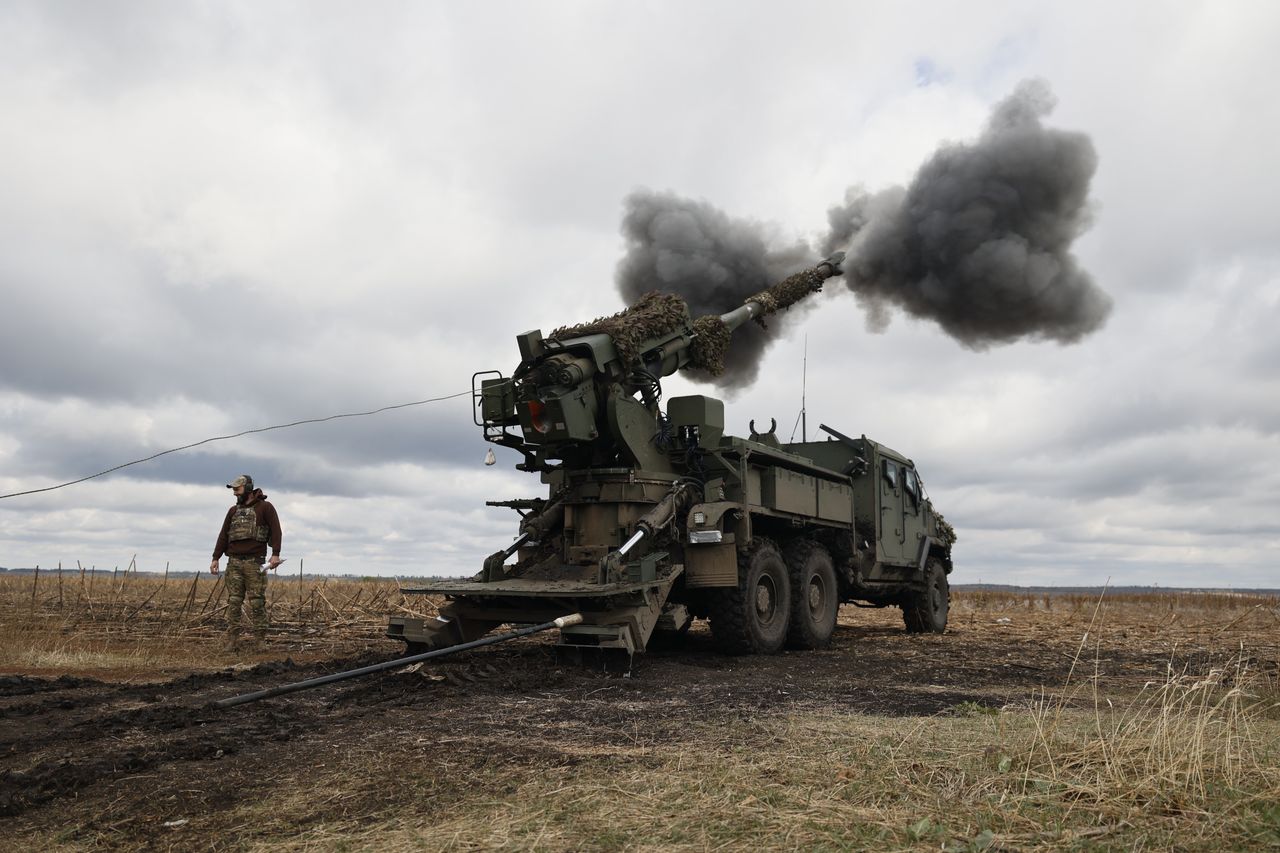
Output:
212,613,584,708
715,251,846,333
715,301,765,333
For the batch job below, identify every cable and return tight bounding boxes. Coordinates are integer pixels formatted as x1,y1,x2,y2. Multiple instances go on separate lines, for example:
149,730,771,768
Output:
630,366,662,408
0,390,471,500
684,444,708,484
651,413,674,451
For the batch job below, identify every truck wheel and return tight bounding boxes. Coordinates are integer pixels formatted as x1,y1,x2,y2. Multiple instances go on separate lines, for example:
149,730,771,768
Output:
784,539,838,650
708,538,791,655
902,557,949,633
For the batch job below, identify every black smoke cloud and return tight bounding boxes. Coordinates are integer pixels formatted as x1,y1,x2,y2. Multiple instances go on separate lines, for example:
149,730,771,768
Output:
824,79,1111,347
616,191,813,388
615,79,1112,388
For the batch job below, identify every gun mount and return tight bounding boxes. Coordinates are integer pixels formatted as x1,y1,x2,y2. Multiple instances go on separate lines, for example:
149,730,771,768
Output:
474,252,845,473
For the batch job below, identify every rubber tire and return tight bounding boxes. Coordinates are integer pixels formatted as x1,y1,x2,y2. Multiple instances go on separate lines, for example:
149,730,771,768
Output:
784,539,839,650
902,557,949,634
708,538,791,655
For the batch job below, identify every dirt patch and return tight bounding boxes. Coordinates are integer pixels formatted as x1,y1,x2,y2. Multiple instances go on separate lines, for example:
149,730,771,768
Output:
0,594,1277,848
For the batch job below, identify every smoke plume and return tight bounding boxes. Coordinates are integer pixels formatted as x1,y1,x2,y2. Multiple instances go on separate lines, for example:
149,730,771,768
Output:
616,79,1112,389
825,79,1111,347
616,191,813,388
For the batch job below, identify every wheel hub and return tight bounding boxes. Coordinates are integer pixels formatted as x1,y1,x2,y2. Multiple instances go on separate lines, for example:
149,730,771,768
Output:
755,579,775,619
807,579,823,612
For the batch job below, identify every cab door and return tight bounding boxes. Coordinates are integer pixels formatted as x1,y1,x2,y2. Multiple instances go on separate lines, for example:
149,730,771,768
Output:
878,458,907,564
902,466,927,567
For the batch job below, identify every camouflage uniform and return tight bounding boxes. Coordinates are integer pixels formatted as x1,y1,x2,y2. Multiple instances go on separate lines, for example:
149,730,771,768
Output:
225,556,269,638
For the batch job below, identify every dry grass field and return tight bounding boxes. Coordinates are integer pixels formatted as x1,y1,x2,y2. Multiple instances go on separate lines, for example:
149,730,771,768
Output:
1,570,1278,851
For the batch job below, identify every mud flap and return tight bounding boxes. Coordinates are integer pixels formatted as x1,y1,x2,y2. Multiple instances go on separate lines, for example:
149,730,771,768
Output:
915,535,933,573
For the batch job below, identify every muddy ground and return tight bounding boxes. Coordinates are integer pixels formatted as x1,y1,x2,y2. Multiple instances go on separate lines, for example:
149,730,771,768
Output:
1,597,1276,849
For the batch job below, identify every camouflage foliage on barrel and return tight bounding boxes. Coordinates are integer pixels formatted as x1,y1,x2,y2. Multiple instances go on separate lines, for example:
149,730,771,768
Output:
549,291,687,368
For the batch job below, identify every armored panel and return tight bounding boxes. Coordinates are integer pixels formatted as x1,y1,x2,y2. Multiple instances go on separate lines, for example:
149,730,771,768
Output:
516,329,545,362
761,467,817,516
783,439,863,474
566,501,646,550
851,474,876,529
628,550,664,583
480,377,515,423
685,542,738,587
518,383,598,444
666,395,726,446
817,479,853,522
744,467,763,505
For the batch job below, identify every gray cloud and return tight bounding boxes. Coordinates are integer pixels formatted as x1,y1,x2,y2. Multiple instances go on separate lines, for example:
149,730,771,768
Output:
1,4,1278,586
3,398,481,500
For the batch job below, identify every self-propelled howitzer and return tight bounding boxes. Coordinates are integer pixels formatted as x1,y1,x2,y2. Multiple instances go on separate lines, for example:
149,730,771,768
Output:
389,251,956,658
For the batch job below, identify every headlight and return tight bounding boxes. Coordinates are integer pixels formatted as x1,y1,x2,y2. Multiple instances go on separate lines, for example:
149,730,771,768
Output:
689,530,723,544
692,511,707,525
526,399,552,433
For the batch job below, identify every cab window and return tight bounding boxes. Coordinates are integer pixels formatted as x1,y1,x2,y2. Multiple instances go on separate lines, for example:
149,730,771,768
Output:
904,468,919,506
882,459,898,489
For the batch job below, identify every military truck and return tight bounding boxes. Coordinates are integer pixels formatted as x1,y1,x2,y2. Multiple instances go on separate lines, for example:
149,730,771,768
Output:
389,254,955,656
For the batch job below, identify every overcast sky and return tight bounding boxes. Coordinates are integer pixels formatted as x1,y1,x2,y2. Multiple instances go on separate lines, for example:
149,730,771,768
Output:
2,1,1277,587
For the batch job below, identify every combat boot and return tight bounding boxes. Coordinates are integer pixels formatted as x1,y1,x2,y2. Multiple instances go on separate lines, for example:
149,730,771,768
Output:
222,631,241,652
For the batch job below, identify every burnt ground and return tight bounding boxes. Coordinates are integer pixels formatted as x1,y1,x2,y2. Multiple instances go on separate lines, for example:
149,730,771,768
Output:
1,599,1277,849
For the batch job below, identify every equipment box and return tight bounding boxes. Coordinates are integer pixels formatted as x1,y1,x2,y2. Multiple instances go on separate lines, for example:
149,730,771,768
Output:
817,479,853,522
761,467,817,516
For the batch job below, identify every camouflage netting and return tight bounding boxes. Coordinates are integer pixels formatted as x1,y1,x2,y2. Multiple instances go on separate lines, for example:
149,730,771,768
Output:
747,267,825,315
936,513,958,547
688,315,731,377
549,291,689,369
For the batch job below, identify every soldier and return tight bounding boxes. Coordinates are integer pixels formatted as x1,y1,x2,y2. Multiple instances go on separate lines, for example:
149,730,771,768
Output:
210,474,283,649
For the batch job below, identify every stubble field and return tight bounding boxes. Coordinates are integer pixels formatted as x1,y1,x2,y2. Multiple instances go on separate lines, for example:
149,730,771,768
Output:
1,570,1278,851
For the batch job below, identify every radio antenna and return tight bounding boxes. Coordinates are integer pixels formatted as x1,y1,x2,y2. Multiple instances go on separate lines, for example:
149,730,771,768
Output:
790,335,809,443
801,334,808,442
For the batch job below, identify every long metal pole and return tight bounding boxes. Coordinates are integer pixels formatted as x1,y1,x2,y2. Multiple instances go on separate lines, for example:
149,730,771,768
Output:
801,334,807,443
213,613,584,709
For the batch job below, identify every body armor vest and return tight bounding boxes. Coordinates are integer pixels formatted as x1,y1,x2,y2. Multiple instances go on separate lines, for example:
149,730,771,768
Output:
228,505,269,543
